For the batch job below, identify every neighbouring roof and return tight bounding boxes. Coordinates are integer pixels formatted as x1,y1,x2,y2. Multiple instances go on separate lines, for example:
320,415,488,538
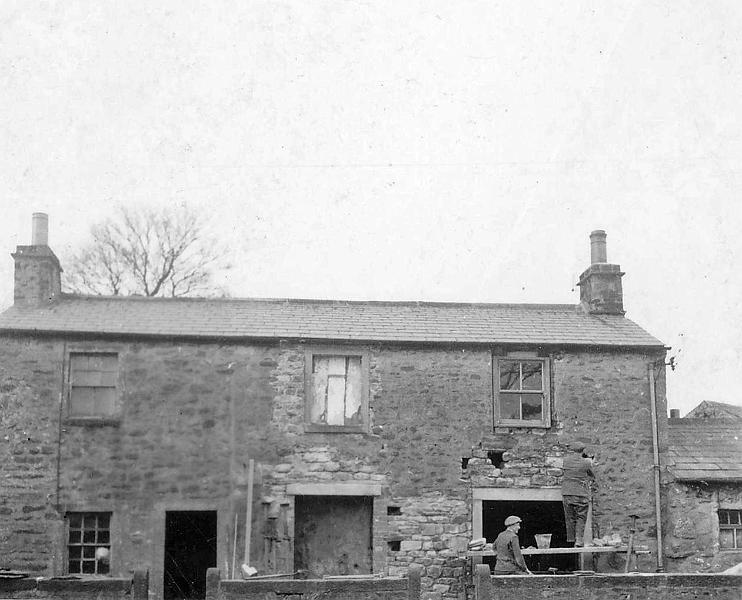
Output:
0,295,665,346
685,400,742,421
668,418,742,482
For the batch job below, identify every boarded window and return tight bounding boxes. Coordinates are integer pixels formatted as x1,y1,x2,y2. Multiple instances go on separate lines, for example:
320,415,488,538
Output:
69,353,118,417
494,358,550,428
719,509,742,550
67,512,111,575
309,355,363,427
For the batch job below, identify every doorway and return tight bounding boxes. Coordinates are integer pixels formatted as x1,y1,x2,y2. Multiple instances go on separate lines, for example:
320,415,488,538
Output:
482,500,575,573
164,511,217,600
294,495,373,577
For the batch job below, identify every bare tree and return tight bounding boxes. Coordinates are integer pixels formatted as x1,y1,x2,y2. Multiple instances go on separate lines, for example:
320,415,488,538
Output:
64,205,228,297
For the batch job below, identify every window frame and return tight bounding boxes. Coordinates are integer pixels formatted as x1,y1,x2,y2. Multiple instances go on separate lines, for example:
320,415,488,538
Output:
719,508,742,551
492,354,551,428
304,347,370,433
65,511,113,576
65,349,123,425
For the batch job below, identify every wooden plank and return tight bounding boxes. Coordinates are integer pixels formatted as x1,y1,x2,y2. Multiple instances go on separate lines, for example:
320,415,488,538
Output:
466,546,650,556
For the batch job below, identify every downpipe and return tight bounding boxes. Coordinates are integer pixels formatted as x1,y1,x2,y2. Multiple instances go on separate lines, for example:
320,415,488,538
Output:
648,363,665,572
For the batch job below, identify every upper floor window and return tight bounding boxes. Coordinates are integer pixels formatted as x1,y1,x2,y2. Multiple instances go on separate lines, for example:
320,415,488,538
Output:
305,350,368,432
719,509,741,550
67,512,111,575
494,357,551,428
68,353,119,418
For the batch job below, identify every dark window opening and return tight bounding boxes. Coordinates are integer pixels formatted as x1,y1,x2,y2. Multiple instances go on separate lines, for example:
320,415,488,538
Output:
461,457,470,470
67,512,111,575
719,509,742,550
487,451,505,469
164,511,217,600
387,540,401,552
482,500,575,574
387,505,401,516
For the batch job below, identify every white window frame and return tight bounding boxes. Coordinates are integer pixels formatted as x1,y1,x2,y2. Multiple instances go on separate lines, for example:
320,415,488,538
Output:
719,508,742,550
493,354,551,428
66,350,122,423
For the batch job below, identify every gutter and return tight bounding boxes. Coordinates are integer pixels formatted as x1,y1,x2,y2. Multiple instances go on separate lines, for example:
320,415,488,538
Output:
648,363,665,572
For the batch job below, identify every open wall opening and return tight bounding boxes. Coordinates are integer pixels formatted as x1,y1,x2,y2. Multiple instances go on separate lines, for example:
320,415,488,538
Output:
294,495,372,577
482,500,575,573
164,511,217,600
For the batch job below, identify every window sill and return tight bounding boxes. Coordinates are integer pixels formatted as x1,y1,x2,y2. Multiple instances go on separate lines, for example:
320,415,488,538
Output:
304,423,367,434
495,420,551,429
64,417,121,427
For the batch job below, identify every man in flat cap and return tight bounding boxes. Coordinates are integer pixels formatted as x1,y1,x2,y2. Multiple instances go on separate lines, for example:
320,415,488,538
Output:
561,441,595,547
493,515,532,575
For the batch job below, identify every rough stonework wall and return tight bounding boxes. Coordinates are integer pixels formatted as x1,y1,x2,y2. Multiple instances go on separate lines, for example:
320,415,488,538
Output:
0,337,63,574
666,482,742,572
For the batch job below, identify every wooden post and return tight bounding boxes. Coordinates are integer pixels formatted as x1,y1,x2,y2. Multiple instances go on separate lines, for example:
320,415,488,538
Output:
231,512,238,578
244,459,255,567
205,568,221,600
474,564,492,600
407,564,422,600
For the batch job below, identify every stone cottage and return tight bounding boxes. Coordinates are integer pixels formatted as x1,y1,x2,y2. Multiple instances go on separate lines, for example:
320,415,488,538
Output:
665,404,742,573
0,215,670,600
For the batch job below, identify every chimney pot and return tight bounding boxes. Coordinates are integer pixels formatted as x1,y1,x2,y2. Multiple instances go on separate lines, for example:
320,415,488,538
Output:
31,212,49,246
669,409,680,418
590,229,607,264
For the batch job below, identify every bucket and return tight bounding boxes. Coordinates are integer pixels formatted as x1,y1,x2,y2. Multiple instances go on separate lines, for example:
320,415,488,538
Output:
534,534,552,549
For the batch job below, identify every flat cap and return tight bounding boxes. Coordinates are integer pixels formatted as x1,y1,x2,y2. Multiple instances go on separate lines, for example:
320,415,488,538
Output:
504,515,522,526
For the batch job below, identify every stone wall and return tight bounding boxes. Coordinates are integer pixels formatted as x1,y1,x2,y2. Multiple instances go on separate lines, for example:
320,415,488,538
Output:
472,565,742,600
0,571,147,600
0,334,667,600
666,481,742,572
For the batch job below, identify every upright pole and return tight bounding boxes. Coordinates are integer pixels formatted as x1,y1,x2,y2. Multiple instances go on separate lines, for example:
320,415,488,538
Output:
244,459,255,567
648,364,665,571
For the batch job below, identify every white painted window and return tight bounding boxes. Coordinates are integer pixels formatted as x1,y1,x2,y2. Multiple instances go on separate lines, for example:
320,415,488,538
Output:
719,509,742,550
66,512,111,575
68,353,118,417
494,357,551,428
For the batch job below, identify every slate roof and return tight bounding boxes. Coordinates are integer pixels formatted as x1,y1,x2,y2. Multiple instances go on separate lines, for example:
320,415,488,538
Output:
668,418,742,481
685,401,742,421
0,295,664,346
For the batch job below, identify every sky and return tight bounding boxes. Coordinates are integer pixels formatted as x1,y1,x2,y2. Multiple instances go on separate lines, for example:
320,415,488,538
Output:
1,1,741,416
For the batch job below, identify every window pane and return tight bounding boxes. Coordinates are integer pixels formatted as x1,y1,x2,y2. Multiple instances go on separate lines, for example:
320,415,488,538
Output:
500,394,520,420
69,530,81,544
83,546,96,558
93,387,117,416
70,388,96,416
98,531,110,544
82,560,96,574
69,560,81,574
97,513,110,529
719,511,730,525
731,511,741,525
310,358,329,423
521,394,543,420
344,357,362,425
326,376,346,425
327,356,347,376
499,361,520,391
719,528,735,549
83,530,96,544
98,560,110,575
68,546,82,559
68,513,82,528
521,362,543,391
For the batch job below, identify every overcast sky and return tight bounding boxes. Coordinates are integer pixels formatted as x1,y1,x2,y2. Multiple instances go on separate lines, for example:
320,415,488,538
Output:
2,2,741,415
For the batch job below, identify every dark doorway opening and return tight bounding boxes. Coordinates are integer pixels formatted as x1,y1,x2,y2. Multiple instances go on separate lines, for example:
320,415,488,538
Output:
294,495,372,577
482,500,576,573
164,511,217,600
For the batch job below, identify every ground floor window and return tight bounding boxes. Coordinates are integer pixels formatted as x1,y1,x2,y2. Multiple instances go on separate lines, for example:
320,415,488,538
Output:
66,512,111,575
719,509,741,550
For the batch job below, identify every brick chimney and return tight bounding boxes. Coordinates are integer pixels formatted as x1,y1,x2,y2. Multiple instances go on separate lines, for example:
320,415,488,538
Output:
12,213,63,307
576,230,624,315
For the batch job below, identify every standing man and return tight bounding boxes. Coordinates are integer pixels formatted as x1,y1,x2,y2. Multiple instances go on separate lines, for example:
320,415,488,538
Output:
562,441,595,547
493,516,532,575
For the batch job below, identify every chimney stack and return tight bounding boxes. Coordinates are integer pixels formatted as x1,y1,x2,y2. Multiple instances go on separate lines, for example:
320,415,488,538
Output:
577,230,625,314
12,213,62,307
31,212,49,246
